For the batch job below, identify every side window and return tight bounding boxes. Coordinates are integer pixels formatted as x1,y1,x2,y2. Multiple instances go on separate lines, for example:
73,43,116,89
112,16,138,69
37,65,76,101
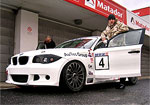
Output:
108,30,144,47
94,40,106,50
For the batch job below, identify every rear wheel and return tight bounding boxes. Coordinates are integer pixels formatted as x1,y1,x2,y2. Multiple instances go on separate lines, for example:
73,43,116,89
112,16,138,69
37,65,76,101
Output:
128,77,138,85
60,61,86,92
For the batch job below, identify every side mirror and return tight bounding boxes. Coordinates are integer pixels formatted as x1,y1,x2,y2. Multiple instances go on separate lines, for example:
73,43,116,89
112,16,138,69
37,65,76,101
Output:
36,42,46,50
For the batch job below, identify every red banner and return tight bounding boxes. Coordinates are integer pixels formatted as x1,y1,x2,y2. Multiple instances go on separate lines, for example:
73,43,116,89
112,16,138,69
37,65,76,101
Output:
65,0,127,24
132,7,150,17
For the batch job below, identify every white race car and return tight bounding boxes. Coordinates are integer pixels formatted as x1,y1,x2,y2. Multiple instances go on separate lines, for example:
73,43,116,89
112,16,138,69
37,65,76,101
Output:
6,29,145,91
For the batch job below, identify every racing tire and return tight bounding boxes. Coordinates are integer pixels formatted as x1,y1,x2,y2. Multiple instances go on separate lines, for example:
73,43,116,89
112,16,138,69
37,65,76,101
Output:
128,77,138,85
60,61,86,92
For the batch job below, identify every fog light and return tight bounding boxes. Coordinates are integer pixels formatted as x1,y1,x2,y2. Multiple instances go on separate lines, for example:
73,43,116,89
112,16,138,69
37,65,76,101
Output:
34,75,40,81
45,75,50,80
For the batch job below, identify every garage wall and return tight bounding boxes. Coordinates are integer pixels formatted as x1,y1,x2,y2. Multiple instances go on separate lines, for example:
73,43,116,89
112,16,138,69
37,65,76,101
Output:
141,46,150,76
0,9,15,81
38,18,92,45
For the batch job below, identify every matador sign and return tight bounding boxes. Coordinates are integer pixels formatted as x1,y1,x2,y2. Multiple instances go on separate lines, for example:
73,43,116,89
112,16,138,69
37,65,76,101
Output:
65,0,127,24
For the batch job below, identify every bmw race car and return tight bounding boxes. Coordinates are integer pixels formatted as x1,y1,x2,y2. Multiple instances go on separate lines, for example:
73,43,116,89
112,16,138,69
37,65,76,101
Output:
6,29,145,91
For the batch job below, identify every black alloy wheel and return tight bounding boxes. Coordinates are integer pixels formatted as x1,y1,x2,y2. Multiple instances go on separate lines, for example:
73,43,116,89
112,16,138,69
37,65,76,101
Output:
61,61,86,92
128,77,138,85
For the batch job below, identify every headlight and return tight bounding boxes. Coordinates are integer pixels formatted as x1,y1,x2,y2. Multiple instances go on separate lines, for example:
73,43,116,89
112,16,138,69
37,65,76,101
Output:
33,54,62,64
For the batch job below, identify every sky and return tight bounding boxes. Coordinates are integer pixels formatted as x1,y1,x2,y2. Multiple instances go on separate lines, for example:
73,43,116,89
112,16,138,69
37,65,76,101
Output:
113,0,150,10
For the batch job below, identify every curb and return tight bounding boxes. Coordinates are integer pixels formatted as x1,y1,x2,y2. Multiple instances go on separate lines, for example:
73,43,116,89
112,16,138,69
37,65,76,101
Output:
0,82,16,89
138,76,150,80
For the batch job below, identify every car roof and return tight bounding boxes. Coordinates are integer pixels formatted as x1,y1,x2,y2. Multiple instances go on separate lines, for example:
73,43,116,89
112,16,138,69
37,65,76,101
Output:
66,36,100,41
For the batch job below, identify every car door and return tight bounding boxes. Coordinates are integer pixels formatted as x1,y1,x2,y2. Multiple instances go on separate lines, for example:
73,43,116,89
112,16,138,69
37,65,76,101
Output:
94,29,145,79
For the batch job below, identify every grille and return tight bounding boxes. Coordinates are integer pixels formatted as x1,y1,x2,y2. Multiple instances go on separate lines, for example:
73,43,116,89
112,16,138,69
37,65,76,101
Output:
12,57,17,65
19,56,29,65
11,75,28,83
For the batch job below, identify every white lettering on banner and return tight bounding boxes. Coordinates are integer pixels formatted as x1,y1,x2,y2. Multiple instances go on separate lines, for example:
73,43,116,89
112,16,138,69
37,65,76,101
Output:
65,0,126,23
97,0,123,18
135,12,140,16
73,0,79,2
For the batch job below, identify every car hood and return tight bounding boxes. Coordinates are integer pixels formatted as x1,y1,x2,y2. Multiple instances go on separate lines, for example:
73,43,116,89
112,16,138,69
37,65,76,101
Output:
13,48,90,58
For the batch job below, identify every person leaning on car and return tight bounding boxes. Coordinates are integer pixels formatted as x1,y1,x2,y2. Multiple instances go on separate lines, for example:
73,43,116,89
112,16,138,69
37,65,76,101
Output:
44,36,56,48
101,14,129,89
101,14,129,44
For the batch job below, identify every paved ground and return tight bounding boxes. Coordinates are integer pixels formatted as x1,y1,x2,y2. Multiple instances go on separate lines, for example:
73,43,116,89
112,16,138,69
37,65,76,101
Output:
0,78,150,105
1,76,149,90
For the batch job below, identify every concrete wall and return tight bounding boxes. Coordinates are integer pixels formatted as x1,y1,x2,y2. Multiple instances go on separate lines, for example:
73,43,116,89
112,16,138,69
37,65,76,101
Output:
0,9,15,81
141,46,150,76
38,18,91,45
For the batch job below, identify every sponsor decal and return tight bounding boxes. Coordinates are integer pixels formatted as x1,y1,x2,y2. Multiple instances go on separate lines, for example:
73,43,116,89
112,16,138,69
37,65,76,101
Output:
131,17,150,31
127,11,150,35
88,70,94,75
85,0,96,9
95,53,109,70
90,58,94,63
88,54,92,57
88,49,94,63
27,26,33,35
130,17,135,25
135,20,150,31
88,64,93,69
95,52,108,57
134,12,140,16
64,52,88,57
27,26,32,32
88,49,93,57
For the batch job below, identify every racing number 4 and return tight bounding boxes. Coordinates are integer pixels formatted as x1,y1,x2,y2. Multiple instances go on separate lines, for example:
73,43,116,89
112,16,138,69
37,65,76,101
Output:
99,58,105,68
95,56,109,70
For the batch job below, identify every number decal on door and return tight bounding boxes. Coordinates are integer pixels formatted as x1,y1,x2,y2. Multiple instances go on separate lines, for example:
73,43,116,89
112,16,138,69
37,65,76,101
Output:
95,56,109,70
99,58,105,68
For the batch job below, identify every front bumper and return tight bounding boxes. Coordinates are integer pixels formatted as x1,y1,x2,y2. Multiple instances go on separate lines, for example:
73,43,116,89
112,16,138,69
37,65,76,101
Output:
6,58,67,86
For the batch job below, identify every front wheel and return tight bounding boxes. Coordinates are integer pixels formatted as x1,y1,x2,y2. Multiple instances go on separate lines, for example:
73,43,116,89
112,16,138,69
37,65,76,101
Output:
60,61,86,92
128,77,138,85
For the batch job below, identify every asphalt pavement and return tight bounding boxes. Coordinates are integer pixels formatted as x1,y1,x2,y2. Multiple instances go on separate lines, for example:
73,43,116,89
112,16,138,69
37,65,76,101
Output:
0,76,150,90
0,79,150,105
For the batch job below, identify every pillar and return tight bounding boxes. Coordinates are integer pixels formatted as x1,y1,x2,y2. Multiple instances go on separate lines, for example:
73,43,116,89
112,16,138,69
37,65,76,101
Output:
14,9,38,54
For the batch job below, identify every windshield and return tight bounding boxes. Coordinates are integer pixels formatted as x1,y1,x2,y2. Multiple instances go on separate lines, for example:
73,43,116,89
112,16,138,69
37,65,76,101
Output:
56,38,97,49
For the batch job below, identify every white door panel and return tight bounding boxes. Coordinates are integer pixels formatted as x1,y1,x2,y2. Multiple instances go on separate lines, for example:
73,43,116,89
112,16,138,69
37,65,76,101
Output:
94,45,142,78
108,45,142,76
94,29,145,79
